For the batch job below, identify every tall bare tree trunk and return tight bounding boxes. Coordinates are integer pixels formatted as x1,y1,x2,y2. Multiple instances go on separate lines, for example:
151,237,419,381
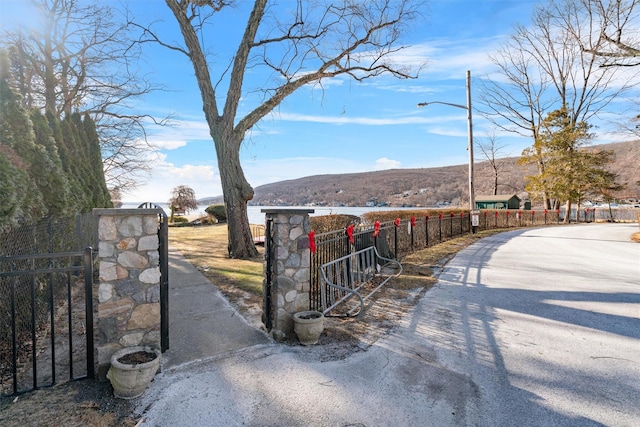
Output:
216,138,258,258
166,0,261,259
162,0,420,258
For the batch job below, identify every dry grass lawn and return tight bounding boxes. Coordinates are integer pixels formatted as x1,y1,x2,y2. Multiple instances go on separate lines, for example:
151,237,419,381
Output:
168,224,265,295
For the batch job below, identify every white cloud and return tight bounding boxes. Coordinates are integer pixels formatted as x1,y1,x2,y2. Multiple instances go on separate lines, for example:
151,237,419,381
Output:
148,139,188,150
306,76,347,89
272,112,440,126
122,152,221,203
371,83,438,94
348,44,429,77
427,126,468,138
144,118,212,149
171,164,216,181
410,37,506,80
374,157,401,170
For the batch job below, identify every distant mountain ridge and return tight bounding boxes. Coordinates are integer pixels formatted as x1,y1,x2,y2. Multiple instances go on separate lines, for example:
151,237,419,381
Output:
198,140,640,207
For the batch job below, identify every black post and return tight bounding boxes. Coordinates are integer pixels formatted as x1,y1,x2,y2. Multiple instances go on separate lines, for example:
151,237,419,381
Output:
10,273,18,394
410,221,414,249
84,247,95,379
394,223,399,259
264,218,273,331
425,216,429,247
66,269,73,380
449,214,453,238
159,212,169,352
30,274,37,389
48,266,56,384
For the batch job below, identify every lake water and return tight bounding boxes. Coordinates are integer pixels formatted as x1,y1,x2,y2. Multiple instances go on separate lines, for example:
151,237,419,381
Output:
120,203,418,225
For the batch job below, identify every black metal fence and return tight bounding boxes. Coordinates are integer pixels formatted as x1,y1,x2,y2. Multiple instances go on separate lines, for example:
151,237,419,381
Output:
0,214,97,257
308,208,578,312
583,207,639,222
0,214,97,396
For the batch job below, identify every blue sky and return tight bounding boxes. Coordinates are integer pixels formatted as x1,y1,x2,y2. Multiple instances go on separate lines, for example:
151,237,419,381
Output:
2,0,636,204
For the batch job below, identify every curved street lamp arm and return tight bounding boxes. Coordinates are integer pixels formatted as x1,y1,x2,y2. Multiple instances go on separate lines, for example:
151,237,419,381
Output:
417,101,467,110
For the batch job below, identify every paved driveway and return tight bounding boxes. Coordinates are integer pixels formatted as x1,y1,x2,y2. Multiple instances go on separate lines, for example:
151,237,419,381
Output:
428,223,640,426
139,223,639,426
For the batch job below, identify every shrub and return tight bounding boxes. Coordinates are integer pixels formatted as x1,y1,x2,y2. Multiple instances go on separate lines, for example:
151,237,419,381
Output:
310,214,360,233
205,204,227,222
361,209,465,224
171,216,188,224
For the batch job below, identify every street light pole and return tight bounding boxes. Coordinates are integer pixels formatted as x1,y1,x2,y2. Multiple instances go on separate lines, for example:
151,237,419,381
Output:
465,70,475,216
418,70,476,232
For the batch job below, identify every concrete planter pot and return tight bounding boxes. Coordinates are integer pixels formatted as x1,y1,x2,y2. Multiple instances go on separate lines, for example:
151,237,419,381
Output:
107,346,161,399
293,311,324,345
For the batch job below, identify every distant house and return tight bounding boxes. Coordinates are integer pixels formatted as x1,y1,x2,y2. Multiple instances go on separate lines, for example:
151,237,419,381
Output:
475,194,521,210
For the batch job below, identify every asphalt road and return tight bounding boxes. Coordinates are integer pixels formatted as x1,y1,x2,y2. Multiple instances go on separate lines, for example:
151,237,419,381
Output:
139,223,639,426
430,223,640,426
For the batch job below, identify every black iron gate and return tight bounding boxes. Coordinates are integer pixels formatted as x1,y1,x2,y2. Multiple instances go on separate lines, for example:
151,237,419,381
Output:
138,203,169,352
263,217,274,331
0,248,95,396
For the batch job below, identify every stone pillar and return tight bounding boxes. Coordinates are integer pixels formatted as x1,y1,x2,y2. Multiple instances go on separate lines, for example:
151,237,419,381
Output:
262,208,313,341
93,208,161,379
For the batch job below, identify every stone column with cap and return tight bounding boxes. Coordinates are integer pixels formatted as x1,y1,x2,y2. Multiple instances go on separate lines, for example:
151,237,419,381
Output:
93,208,161,379
262,208,313,341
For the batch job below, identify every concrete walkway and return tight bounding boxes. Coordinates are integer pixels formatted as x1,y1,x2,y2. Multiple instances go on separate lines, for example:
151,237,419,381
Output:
160,250,271,371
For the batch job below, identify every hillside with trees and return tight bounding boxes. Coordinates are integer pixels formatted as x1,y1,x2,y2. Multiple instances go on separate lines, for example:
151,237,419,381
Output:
231,140,639,208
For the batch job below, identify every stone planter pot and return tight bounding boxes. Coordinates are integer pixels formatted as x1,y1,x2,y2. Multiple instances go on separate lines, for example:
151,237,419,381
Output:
107,346,161,399
293,311,324,345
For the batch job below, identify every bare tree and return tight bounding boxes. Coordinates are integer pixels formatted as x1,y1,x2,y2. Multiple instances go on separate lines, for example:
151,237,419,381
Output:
574,0,640,67
475,132,516,196
140,0,424,258
2,0,166,193
478,0,634,208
